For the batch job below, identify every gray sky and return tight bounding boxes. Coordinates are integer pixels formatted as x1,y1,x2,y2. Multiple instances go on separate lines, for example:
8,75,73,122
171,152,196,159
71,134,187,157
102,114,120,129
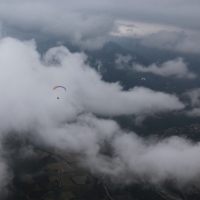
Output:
0,0,200,51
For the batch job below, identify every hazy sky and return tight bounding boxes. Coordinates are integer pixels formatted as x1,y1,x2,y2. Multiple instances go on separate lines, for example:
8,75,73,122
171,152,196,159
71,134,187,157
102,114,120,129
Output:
0,1,200,197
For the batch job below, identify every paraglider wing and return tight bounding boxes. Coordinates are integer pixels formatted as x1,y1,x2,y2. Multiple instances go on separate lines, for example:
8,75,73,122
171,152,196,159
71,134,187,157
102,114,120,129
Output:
53,86,66,91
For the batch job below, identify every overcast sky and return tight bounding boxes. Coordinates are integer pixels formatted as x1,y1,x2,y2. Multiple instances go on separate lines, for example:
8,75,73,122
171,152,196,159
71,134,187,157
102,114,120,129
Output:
0,1,200,197
0,0,200,51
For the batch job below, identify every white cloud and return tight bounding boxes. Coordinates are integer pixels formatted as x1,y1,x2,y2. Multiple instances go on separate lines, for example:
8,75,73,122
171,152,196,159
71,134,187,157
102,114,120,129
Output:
0,37,188,194
32,113,200,186
83,132,200,185
141,30,200,54
184,88,200,117
0,37,184,127
0,0,200,50
110,20,183,37
185,88,200,107
186,108,200,117
0,0,200,194
132,57,196,79
115,54,133,69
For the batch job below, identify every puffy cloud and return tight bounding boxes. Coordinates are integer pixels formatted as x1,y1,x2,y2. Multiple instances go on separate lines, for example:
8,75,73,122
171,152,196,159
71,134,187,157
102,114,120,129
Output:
186,108,200,117
132,57,196,78
0,37,184,126
83,132,200,185
1,0,200,194
36,113,200,186
0,37,187,194
141,30,200,54
185,88,200,107
184,88,200,117
115,54,133,69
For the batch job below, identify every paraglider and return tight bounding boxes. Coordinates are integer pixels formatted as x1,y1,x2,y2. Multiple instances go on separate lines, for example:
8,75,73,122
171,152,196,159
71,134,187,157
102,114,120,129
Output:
141,78,146,81
53,86,66,91
53,86,66,99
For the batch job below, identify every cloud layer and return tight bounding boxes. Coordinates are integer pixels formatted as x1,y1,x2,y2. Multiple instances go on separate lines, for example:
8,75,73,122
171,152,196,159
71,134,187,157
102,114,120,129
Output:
141,30,200,54
132,57,196,78
1,37,200,196
185,88,200,117
115,54,133,69
84,130,200,185
0,1,200,196
0,0,200,50
0,37,184,128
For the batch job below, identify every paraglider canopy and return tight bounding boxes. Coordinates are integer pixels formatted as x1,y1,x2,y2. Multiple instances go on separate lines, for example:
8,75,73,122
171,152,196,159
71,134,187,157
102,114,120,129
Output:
141,78,146,80
53,86,66,91
53,86,66,99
